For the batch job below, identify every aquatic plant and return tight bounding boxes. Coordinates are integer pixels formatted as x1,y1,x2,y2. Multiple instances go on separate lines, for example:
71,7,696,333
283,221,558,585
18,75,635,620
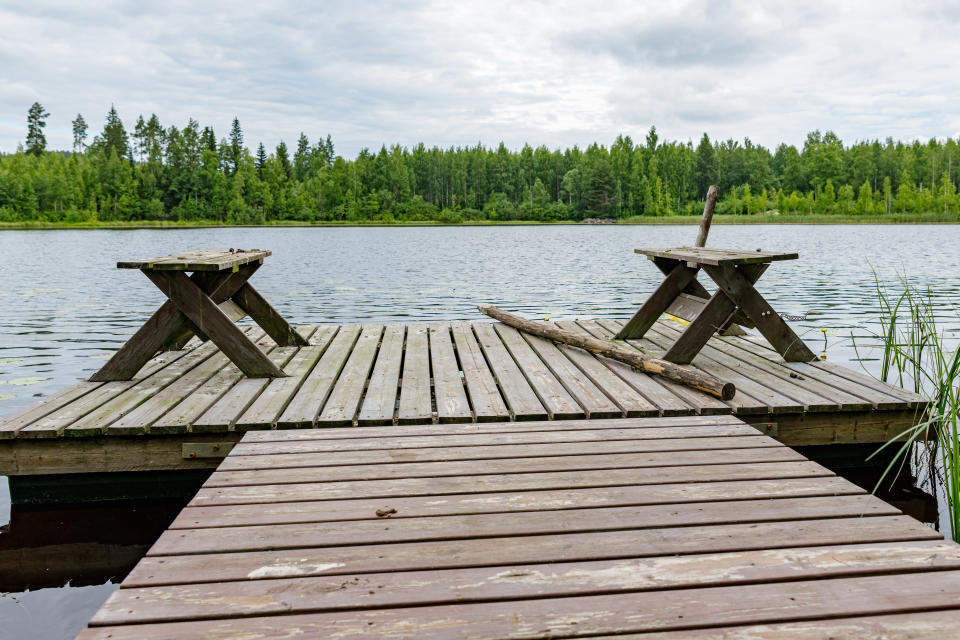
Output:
863,274,960,540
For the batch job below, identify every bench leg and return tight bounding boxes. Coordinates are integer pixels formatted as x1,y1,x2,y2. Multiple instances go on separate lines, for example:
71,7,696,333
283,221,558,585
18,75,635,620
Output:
89,265,262,382
702,264,817,362
154,271,285,378
616,261,699,340
231,283,309,347
662,264,767,364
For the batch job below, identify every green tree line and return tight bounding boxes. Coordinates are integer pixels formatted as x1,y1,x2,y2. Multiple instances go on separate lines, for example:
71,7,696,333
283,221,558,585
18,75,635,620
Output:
2,102,959,224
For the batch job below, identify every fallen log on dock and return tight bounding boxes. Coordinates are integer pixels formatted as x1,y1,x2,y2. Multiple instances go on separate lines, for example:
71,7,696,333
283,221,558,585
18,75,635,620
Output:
477,304,736,400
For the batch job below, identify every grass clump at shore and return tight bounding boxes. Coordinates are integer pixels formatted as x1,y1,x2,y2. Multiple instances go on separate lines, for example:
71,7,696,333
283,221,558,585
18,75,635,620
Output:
865,275,960,540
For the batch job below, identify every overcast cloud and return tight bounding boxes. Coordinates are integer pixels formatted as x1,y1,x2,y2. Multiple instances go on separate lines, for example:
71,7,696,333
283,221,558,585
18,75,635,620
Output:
1,0,958,156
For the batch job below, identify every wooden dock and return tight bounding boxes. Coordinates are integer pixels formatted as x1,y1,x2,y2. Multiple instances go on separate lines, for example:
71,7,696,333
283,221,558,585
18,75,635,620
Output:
0,316,925,477
76,415,960,639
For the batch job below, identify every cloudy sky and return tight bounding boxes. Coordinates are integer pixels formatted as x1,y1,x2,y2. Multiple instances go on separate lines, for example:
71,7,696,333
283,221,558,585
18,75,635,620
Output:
1,1,958,157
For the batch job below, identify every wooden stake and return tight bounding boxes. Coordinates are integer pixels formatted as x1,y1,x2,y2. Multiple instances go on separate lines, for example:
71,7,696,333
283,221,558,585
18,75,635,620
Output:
695,185,719,248
477,305,735,400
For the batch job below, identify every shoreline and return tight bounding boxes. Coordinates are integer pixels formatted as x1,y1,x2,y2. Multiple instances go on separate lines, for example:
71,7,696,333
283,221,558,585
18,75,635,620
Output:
1,212,957,230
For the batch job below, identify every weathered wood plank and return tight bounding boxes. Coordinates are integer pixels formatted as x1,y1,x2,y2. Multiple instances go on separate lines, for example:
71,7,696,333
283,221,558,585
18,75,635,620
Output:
491,323,584,419
597,319,764,415
241,415,744,443
396,323,432,425
643,323,810,414
192,346,302,432
0,381,105,439
201,447,807,490
473,322,547,420
117,249,270,271
229,423,760,457
316,324,384,427
428,322,471,424
23,349,202,438
654,319,872,411
77,570,960,640
104,351,234,435
518,328,624,419
586,319,731,415
233,327,333,430
0,433,244,475
275,325,360,428
563,320,697,416
148,494,897,555
194,459,828,504
152,330,272,433
93,541,960,626
60,342,223,437
212,435,776,473
173,476,858,528
479,305,734,400
357,324,405,426
721,333,919,410
550,322,660,417
125,514,938,587
451,321,509,422
637,246,799,265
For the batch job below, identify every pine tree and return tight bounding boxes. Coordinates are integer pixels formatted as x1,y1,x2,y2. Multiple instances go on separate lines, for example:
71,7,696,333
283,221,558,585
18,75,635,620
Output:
294,133,310,180
276,141,291,179
201,126,217,153
71,113,88,154
228,117,244,175
26,102,50,156
255,143,267,177
100,105,129,159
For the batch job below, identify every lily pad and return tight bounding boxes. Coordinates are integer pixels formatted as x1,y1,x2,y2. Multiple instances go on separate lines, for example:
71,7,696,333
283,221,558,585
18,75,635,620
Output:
6,377,48,386
0,394,14,401
0,358,23,365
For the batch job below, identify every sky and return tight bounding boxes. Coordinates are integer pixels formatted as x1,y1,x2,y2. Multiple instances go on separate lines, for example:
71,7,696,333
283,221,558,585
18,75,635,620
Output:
1,0,959,157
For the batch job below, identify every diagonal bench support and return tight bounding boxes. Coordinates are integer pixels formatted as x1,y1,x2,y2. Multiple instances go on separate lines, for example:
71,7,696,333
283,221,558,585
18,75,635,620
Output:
703,264,817,363
91,250,301,381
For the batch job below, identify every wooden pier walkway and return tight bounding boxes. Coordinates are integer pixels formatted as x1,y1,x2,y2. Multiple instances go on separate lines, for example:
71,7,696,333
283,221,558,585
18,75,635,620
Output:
0,317,925,476
77,415,960,639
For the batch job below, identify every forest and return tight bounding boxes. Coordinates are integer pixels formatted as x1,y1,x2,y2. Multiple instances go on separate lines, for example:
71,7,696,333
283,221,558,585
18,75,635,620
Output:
2,102,959,224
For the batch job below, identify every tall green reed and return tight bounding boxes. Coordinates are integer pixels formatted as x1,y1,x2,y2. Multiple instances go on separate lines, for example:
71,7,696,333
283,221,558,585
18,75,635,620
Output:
861,274,960,540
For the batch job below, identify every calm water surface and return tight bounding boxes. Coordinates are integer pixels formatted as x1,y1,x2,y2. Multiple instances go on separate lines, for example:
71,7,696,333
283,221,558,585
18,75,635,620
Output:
0,225,958,638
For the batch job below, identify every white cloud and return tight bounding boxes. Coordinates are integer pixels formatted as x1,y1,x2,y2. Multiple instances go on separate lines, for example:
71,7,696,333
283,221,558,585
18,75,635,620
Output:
0,0,958,156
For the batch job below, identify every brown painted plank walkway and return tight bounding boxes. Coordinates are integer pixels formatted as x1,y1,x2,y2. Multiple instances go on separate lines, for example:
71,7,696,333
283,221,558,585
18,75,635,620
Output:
77,415,960,639
0,316,927,479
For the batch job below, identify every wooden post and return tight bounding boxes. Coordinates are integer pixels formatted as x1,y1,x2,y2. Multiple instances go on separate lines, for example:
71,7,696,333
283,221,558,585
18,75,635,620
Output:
478,305,735,400
695,185,719,248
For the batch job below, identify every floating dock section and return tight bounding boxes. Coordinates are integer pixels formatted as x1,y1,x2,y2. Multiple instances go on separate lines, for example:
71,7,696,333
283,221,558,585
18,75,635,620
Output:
77,415,960,638
0,317,926,478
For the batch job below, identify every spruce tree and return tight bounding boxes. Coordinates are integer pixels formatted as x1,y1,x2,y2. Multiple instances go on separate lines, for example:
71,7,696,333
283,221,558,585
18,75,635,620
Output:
255,142,267,177
228,117,243,175
71,113,88,154
101,105,129,159
276,141,291,178
26,102,50,156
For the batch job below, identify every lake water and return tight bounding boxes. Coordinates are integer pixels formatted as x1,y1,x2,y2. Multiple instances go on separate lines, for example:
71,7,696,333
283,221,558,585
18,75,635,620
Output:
1,224,958,638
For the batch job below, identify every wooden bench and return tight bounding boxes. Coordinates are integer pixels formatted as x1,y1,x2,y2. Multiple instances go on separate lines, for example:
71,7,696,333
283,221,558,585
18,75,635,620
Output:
90,249,308,381
617,247,817,364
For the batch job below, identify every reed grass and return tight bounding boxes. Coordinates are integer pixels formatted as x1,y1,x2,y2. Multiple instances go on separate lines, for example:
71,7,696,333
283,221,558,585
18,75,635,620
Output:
861,274,960,540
